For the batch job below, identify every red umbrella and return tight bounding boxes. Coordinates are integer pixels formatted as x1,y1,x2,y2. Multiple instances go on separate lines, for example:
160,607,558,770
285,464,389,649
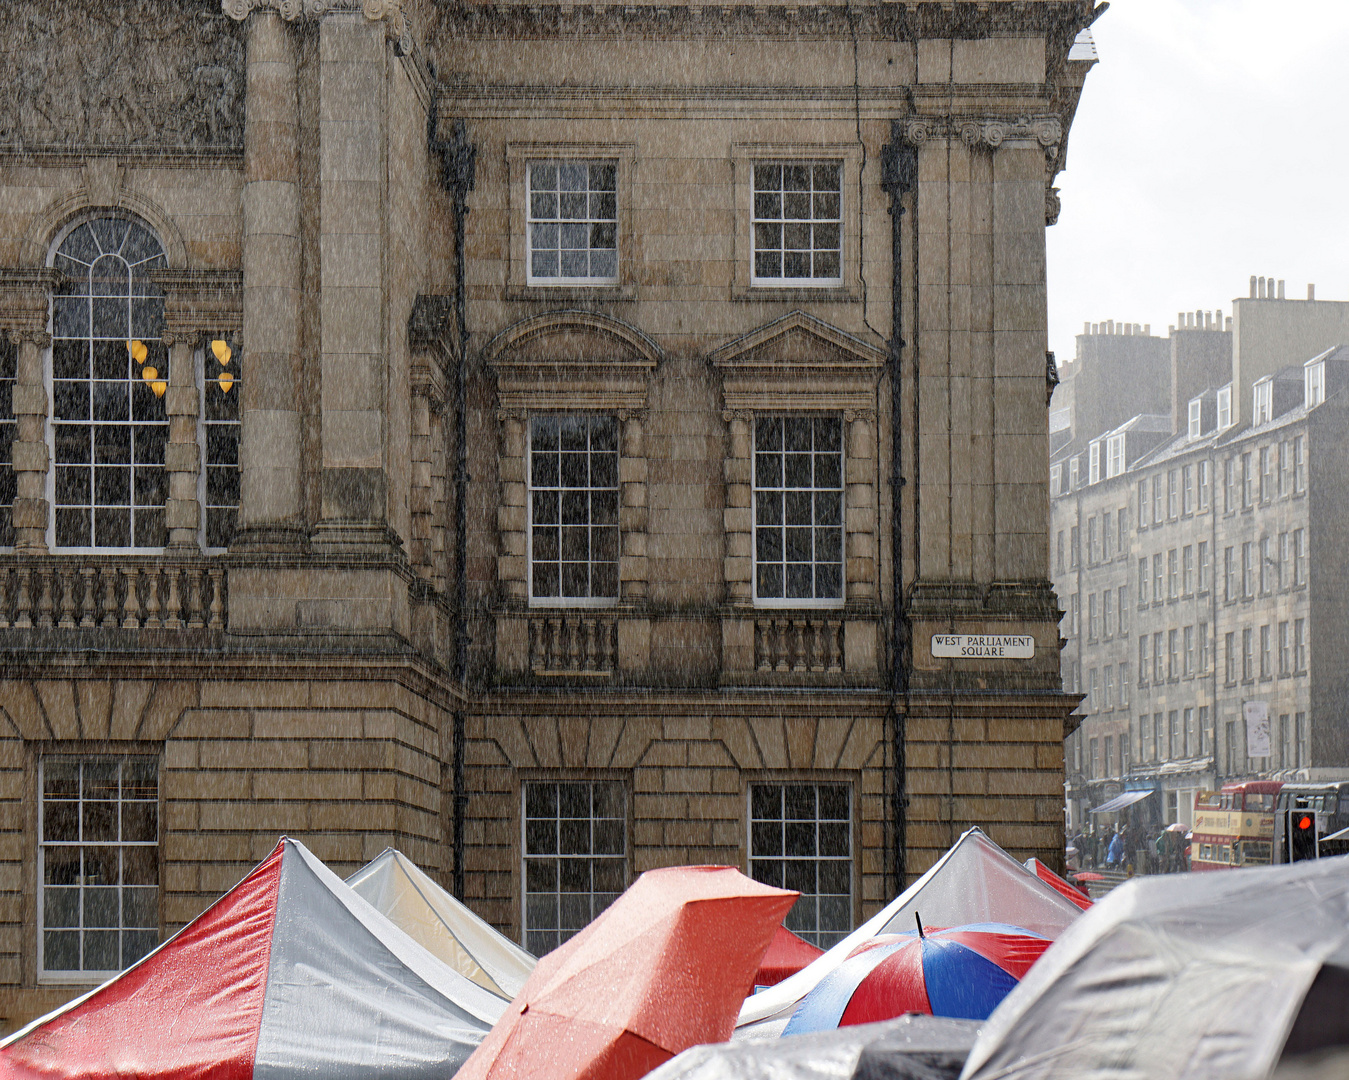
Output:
1072,871,1106,882
755,925,825,987
1024,857,1092,911
457,866,797,1080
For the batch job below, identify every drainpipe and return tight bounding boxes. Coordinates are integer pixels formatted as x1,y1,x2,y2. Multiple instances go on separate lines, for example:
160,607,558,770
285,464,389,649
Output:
880,125,918,890
429,69,477,899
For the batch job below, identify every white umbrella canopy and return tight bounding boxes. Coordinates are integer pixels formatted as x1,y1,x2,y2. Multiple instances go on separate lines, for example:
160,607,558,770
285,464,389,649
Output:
960,855,1349,1080
737,828,1083,1039
347,848,536,1000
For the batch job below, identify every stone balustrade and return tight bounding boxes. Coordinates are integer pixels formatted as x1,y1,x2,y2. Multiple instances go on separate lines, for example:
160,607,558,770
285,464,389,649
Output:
0,558,226,632
755,613,845,674
528,613,618,676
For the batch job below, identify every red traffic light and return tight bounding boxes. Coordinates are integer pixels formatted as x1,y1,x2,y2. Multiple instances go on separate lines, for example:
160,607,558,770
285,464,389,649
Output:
1297,815,1313,830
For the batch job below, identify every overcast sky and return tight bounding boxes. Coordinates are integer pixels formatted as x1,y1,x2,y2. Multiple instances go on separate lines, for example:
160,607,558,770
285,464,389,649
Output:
1046,0,1349,363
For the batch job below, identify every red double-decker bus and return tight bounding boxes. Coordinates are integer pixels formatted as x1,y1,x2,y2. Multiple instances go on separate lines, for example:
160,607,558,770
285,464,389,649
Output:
1190,781,1283,871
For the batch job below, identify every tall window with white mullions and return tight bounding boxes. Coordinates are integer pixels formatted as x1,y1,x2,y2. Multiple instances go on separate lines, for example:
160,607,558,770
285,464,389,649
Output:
753,415,843,604
49,217,168,550
39,758,158,980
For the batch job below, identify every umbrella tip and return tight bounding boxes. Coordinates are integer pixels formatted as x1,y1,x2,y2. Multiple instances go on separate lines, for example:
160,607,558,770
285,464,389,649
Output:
915,912,925,940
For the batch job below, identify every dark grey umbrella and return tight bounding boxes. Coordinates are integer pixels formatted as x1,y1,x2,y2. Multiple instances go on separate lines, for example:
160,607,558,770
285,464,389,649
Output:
645,1015,980,1080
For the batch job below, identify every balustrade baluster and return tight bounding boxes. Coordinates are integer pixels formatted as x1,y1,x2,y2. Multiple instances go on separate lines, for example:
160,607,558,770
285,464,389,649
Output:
566,616,581,670
208,568,225,629
57,569,77,628
186,569,205,628
143,568,162,629
790,618,806,672
164,570,183,630
36,568,54,629
100,567,118,627
14,568,31,629
78,568,97,628
755,619,769,671
548,617,563,671
0,569,9,629
828,619,844,673
810,619,825,672
583,617,598,671
123,567,141,629
773,619,789,672
529,619,544,672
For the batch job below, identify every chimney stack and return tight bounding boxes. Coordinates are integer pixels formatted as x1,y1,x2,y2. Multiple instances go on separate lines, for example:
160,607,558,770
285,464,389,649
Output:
1226,316,1232,331
1278,279,1286,300
1144,324,1150,336
1250,275,1257,298
1258,277,1266,299
1308,284,1316,301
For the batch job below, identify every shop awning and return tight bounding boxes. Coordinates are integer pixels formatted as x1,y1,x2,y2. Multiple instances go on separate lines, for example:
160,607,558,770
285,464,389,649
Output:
1091,790,1153,814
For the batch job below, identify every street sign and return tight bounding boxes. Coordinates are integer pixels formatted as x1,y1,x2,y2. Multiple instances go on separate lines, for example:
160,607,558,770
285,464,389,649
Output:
930,634,1035,659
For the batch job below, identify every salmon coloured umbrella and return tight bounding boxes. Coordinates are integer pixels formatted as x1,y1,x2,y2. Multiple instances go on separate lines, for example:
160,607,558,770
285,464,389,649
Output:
756,925,826,988
457,865,798,1080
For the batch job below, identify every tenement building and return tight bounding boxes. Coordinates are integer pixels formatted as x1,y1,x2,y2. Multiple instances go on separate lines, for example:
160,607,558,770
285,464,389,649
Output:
1055,291,1349,831
0,0,1098,1024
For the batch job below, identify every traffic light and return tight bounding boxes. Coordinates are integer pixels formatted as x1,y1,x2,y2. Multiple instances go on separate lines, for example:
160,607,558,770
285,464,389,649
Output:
1289,809,1319,862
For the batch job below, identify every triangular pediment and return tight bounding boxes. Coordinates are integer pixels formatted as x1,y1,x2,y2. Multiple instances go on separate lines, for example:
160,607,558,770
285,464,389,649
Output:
708,310,886,373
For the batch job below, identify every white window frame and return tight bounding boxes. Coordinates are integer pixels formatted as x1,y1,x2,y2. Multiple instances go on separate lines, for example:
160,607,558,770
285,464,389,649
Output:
197,342,241,553
1253,379,1273,425
526,414,621,609
1088,440,1101,485
38,756,159,984
1216,385,1232,430
751,414,845,609
1105,434,1125,478
1306,359,1325,408
521,779,627,955
748,781,853,950
46,215,170,554
750,161,844,288
1188,398,1202,439
525,160,619,287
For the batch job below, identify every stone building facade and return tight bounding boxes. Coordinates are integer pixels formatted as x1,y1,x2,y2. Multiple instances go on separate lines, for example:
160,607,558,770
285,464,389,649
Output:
1056,297,1349,831
0,0,1097,1025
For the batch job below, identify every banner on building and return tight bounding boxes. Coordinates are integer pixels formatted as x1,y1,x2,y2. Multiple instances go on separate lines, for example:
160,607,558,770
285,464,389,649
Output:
1244,701,1271,758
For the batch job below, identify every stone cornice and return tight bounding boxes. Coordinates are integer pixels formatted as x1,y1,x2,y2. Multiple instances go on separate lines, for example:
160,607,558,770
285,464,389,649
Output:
900,114,1063,157
0,269,66,333
147,269,244,341
223,0,413,53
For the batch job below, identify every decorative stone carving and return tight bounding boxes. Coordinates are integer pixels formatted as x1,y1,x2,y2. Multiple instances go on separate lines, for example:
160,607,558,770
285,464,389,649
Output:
901,114,1063,160
1045,185,1062,227
223,0,414,53
0,2,244,151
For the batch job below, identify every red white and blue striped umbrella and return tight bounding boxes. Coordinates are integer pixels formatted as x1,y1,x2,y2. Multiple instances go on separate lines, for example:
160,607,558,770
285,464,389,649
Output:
782,922,1051,1034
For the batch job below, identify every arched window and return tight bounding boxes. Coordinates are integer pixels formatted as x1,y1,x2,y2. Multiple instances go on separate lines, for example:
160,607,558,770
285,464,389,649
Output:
50,217,168,550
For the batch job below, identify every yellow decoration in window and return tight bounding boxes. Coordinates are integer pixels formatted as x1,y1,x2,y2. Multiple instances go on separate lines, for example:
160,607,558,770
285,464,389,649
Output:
219,372,234,393
128,340,148,365
151,380,167,398
211,339,232,366
141,366,158,382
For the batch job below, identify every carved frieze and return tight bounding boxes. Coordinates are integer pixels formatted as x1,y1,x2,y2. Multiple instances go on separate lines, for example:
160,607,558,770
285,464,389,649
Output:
0,1,244,152
223,0,414,54
900,115,1063,159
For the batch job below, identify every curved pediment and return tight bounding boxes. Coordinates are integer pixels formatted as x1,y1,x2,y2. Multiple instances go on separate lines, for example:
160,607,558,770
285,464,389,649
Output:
483,310,662,374
484,310,660,414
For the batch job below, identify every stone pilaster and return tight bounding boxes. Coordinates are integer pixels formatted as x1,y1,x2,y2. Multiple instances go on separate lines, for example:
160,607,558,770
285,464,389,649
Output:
164,335,201,551
235,9,305,551
722,410,753,607
496,410,528,605
844,409,877,603
10,331,49,554
618,411,648,602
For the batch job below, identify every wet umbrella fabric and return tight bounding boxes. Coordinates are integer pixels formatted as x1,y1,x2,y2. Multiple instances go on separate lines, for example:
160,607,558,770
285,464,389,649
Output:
0,838,504,1079
645,1014,981,1080
738,829,1082,1039
1023,858,1092,911
784,925,1051,1034
457,865,798,1080
347,847,536,1000
961,854,1349,1080
757,926,826,988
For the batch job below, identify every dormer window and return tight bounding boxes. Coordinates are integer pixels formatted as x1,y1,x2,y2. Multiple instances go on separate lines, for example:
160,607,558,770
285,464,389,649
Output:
1088,440,1101,485
1188,398,1202,439
1105,434,1125,478
1216,385,1232,430
1306,359,1325,408
1253,379,1272,425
